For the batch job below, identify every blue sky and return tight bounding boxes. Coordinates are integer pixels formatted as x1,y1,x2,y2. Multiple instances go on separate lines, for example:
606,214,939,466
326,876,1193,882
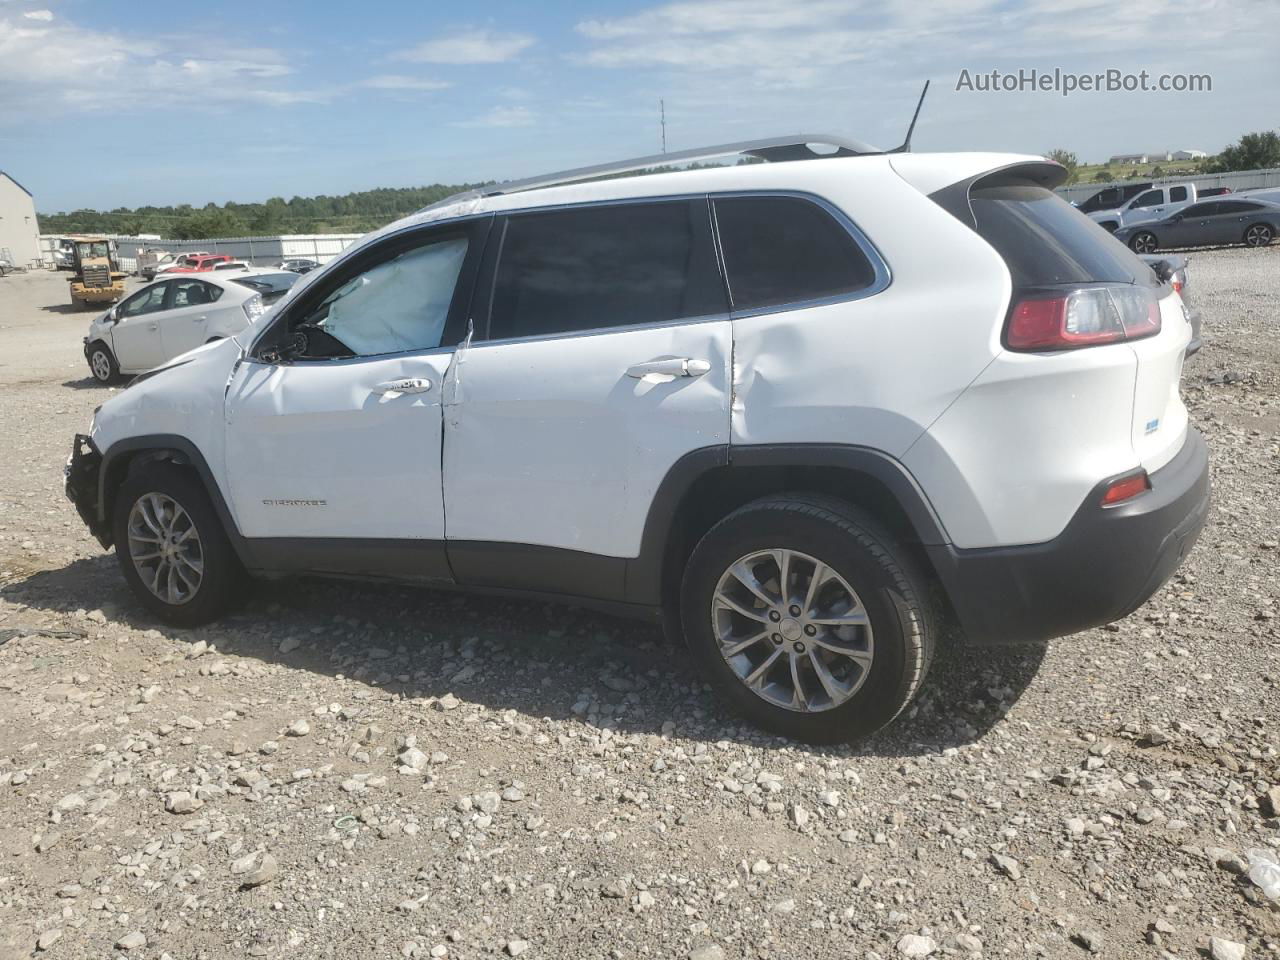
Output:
2,0,1275,212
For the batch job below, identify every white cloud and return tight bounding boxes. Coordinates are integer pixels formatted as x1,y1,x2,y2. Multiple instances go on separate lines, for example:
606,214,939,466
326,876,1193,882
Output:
21,9,53,20
395,28,534,65
362,74,451,92
455,105,536,128
0,14,329,120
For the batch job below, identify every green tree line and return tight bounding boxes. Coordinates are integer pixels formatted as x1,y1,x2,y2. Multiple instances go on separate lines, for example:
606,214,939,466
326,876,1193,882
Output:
39,182,483,239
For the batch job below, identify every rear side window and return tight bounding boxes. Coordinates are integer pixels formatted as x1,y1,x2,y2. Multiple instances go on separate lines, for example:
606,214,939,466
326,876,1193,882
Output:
1217,201,1259,214
968,185,1153,286
713,196,878,311
1168,186,1189,202
488,200,725,340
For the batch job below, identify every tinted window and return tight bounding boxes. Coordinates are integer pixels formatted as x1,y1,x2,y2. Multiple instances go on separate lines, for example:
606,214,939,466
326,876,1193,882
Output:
120,283,167,317
232,272,299,304
1131,190,1165,208
489,200,725,340
1181,203,1220,218
969,185,1153,286
1168,186,1189,202
713,196,878,311
1217,201,1261,214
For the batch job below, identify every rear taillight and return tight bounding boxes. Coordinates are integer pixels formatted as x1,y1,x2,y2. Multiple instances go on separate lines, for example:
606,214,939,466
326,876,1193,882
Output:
1005,284,1161,351
242,294,264,321
1101,471,1150,506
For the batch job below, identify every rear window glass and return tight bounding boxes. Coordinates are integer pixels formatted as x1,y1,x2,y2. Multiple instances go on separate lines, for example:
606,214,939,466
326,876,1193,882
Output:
713,196,878,311
968,185,1153,286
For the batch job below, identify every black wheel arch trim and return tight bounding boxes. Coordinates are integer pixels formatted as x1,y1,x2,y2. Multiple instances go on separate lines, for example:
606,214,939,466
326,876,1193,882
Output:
624,442,951,606
96,434,252,566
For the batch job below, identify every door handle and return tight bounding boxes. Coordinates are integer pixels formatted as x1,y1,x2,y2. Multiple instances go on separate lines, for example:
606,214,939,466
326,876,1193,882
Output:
195,315,207,322
625,357,711,379
375,377,432,395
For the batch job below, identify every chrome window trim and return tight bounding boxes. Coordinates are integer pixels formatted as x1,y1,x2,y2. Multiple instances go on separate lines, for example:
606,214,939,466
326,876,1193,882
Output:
477,190,890,348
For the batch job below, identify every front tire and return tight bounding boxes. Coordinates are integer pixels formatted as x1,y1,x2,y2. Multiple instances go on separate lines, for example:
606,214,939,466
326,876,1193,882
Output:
111,463,243,626
1244,223,1274,247
680,494,935,744
87,342,119,384
1129,231,1158,254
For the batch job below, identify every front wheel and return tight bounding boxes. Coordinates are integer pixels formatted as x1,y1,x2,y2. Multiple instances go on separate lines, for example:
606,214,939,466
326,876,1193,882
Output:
1244,223,1274,247
87,342,119,384
1129,231,1158,254
112,463,243,626
680,495,936,744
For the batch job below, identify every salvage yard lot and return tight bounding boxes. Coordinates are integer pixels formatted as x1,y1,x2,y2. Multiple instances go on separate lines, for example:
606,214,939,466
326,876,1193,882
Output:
0,255,1277,958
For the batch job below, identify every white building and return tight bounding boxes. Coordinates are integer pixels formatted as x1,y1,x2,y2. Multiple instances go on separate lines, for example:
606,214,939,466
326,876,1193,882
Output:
1171,149,1207,161
1109,153,1150,165
0,171,41,267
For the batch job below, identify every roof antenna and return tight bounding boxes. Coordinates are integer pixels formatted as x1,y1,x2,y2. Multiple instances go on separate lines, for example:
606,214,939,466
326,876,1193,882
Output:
889,80,930,154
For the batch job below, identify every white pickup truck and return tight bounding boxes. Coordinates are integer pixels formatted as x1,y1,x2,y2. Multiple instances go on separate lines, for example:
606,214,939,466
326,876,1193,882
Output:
1089,183,1199,232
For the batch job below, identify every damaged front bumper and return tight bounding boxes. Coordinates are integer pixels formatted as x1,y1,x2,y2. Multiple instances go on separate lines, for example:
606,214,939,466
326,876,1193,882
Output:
65,433,110,547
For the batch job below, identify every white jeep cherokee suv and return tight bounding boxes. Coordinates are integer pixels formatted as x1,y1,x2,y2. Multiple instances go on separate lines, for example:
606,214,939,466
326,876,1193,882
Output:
66,136,1210,744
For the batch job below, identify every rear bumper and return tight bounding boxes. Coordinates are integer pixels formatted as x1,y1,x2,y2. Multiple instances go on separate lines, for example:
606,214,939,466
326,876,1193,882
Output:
65,434,110,547
1185,304,1203,356
928,428,1210,645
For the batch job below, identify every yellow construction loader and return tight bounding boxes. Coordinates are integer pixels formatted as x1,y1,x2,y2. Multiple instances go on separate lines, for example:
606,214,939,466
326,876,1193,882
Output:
67,236,127,307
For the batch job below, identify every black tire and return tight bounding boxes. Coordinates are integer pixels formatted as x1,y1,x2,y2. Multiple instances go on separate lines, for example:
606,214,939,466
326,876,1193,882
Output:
1244,223,1274,247
680,494,936,744
111,462,243,627
86,341,120,384
1129,231,1158,254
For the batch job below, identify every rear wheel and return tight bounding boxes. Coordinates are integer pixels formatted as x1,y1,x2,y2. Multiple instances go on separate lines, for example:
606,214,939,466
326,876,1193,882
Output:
1244,223,1274,247
680,494,935,744
112,463,243,626
1129,231,1158,254
87,342,119,384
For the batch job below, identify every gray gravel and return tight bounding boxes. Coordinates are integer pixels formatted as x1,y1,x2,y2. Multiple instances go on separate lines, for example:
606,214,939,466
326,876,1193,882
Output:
1,250,1278,959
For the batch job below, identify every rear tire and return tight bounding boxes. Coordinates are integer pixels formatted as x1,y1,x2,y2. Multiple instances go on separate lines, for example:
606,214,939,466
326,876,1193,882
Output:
1244,223,1274,247
87,342,119,384
1129,231,1158,254
111,462,243,626
680,494,936,744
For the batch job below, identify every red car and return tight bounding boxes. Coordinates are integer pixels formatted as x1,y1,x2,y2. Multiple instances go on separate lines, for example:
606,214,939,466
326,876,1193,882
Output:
159,253,235,275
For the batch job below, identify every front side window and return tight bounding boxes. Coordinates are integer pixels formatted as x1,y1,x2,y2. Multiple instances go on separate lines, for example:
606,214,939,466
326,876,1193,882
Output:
292,237,469,357
488,200,725,341
120,283,167,317
1181,203,1219,218
713,195,879,311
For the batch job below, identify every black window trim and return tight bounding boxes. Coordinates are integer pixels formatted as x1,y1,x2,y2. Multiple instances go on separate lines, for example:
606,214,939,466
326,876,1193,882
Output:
246,214,493,365
709,190,892,320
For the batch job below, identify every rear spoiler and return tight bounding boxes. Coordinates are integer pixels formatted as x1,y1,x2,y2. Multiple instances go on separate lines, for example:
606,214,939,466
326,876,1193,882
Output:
926,161,1069,231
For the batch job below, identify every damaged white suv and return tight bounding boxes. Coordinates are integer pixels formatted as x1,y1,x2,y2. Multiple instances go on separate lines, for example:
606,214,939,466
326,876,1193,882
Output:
66,136,1210,743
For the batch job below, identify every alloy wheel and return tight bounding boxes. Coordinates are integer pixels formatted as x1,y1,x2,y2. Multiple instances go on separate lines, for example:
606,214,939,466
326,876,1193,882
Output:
91,350,112,382
1131,233,1157,254
127,493,203,605
1245,224,1272,247
711,548,874,713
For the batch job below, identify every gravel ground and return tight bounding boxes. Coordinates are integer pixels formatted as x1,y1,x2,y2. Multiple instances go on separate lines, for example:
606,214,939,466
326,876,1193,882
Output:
0,252,1277,960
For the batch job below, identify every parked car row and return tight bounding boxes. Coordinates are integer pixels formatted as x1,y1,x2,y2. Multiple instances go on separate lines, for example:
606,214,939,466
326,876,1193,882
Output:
138,253,324,281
